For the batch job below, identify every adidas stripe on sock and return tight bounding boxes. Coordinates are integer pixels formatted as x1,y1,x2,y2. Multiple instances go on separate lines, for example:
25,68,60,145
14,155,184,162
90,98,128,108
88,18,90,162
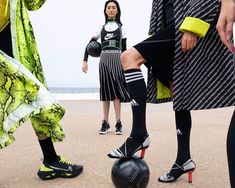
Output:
124,69,147,140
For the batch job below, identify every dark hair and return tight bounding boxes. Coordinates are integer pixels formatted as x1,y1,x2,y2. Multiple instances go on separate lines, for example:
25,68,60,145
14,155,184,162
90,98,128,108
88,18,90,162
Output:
104,0,122,25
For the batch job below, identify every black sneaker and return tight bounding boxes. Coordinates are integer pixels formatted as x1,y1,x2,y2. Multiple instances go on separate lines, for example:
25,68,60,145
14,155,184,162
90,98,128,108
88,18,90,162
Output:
99,120,111,134
115,120,123,135
37,156,83,180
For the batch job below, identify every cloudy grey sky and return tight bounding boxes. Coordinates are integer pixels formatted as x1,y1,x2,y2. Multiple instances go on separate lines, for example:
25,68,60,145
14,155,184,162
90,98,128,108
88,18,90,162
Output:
29,0,152,88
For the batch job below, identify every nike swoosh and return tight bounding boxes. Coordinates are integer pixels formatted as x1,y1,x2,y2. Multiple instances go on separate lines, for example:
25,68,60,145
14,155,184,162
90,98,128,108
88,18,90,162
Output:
104,35,116,40
49,165,73,172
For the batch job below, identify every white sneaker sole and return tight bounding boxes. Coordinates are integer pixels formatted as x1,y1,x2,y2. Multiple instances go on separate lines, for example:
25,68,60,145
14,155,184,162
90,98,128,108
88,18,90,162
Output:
115,131,123,135
99,129,111,134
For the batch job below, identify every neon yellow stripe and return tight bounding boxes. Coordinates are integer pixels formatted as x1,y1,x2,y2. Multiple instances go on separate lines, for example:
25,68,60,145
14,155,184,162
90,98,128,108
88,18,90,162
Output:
40,165,54,172
179,17,210,37
4,0,9,17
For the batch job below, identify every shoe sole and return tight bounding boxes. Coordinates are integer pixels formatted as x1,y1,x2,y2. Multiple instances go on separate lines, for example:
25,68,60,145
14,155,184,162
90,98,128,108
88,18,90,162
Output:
37,167,83,180
115,131,123,135
99,129,111,134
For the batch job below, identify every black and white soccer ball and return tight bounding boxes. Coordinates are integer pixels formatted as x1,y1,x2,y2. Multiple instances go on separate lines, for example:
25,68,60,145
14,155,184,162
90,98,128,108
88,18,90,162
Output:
111,156,150,188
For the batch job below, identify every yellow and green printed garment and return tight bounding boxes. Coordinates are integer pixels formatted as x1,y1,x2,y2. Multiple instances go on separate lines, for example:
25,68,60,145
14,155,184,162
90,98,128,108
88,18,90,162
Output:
0,0,65,148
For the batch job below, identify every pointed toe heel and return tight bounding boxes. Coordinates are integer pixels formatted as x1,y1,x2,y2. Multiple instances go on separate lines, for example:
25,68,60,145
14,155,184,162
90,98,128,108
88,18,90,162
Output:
108,135,150,159
158,159,196,183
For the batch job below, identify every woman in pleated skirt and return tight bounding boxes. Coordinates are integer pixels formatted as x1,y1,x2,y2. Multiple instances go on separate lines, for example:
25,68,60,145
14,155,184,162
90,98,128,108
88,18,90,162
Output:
82,0,129,135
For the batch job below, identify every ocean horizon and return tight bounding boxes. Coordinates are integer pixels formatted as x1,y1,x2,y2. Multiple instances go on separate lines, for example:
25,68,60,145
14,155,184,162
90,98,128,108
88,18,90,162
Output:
48,87,99,100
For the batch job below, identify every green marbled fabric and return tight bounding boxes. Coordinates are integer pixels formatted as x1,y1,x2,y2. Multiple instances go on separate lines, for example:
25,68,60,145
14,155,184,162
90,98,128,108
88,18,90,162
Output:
0,0,66,148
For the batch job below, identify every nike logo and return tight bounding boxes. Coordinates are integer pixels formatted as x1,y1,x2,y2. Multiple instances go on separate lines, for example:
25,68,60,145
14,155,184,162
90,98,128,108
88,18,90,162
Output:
130,99,139,106
49,165,73,172
104,34,116,40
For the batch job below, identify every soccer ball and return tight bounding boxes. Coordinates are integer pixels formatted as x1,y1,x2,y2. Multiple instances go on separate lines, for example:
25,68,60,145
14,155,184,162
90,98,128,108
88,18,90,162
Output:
111,156,150,188
86,41,102,57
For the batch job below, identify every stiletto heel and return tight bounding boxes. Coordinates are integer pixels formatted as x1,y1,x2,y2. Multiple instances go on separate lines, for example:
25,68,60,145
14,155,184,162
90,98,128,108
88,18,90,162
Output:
140,148,146,158
158,159,196,183
107,135,150,159
188,171,193,183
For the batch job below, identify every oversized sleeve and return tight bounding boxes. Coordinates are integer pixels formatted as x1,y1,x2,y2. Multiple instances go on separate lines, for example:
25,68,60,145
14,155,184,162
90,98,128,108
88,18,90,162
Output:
24,0,47,11
183,0,220,24
179,0,220,37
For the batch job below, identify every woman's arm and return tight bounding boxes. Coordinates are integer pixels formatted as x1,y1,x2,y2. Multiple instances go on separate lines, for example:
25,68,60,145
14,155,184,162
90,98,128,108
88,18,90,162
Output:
83,37,97,62
179,0,220,38
179,0,220,51
82,37,97,73
121,38,127,52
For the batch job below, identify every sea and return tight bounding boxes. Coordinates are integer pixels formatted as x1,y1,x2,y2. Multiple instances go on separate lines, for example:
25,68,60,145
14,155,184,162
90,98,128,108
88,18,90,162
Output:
49,87,99,100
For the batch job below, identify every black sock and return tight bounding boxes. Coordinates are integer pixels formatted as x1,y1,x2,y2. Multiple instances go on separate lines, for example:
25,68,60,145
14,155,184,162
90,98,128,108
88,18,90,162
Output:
174,110,192,165
227,111,235,188
39,137,58,164
124,69,147,140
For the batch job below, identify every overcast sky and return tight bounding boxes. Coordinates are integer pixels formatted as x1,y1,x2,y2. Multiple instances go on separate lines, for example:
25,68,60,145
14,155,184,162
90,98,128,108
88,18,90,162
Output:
29,0,152,88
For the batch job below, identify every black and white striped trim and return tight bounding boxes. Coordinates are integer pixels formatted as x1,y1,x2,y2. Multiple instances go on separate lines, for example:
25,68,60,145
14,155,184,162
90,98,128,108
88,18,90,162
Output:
124,71,144,83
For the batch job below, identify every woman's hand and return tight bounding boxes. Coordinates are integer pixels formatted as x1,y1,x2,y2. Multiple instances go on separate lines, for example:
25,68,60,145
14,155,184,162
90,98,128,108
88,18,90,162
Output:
181,31,198,52
82,61,88,73
216,0,235,52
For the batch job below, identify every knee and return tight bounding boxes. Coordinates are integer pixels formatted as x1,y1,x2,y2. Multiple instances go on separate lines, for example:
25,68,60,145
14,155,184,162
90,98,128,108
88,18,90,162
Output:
121,50,130,69
120,50,131,69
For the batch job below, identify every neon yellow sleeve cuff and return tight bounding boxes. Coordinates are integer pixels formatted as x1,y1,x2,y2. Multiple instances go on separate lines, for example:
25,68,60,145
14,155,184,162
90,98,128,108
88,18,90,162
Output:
179,17,210,37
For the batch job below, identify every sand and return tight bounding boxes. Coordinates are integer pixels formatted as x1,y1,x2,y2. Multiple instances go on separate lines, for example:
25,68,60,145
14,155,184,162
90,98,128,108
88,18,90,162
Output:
0,100,233,188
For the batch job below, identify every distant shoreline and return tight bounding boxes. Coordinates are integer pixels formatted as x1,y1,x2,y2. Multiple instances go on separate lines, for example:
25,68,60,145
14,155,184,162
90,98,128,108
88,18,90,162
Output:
48,87,99,100
48,87,99,94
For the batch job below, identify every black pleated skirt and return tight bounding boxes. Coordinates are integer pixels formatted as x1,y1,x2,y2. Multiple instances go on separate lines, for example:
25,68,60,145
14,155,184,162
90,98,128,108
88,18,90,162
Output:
99,50,130,102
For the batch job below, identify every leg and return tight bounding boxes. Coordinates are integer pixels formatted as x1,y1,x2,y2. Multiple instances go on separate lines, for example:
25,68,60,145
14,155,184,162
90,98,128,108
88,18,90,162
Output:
103,101,110,122
227,110,235,188
37,135,83,180
99,101,111,134
122,48,148,139
108,24,175,159
108,48,150,158
0,23,83,180
113,99,121,122
38,136,58,164
175,110,192,164
159,110,196,183
31,107,83,180
113,99,123,135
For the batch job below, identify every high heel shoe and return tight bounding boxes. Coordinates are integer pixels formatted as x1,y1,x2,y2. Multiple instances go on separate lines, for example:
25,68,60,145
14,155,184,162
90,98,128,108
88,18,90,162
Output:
107,135,150,159
158,159,196,183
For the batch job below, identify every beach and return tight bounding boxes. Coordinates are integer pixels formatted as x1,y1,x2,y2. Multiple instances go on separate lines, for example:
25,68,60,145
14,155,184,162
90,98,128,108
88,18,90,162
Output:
0,99,233,188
